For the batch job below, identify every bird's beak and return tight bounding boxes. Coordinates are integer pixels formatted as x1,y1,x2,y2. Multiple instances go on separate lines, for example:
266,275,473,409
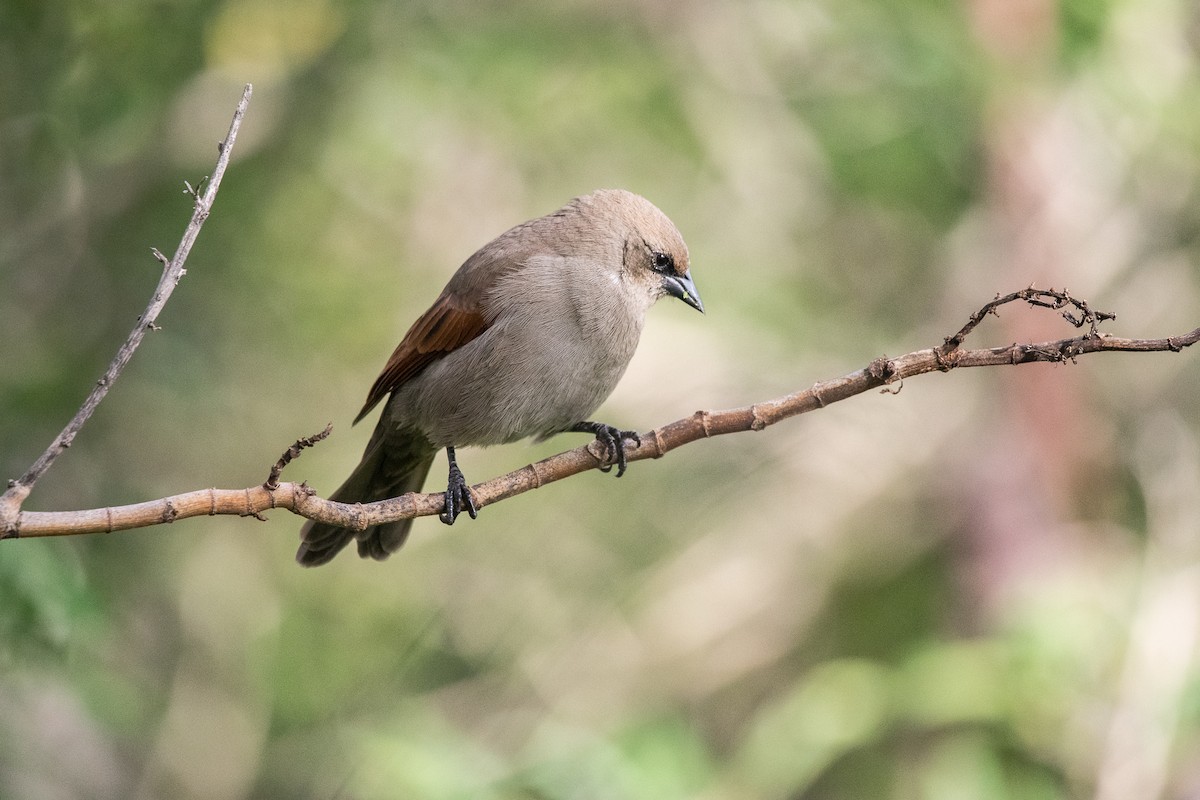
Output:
663,270,704,313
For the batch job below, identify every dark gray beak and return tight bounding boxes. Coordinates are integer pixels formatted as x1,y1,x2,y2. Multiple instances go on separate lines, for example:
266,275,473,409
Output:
663,270,704,313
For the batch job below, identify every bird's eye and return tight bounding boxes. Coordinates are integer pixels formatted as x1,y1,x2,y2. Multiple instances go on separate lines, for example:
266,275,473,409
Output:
652,252,674,272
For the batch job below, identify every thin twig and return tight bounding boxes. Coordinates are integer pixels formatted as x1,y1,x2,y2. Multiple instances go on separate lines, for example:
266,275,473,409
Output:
265,423,334,490
0,84,253,535
941,285,1115,354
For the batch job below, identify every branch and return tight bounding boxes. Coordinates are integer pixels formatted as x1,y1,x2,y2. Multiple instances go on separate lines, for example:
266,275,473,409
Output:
5,288,1197,540
0,84,253,535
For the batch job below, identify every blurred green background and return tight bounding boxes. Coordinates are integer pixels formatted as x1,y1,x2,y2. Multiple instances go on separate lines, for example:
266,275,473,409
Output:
3,0,1200,798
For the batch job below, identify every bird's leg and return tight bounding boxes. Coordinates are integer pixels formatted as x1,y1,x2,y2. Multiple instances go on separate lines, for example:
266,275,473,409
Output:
570,421,642,477
440,446,478,525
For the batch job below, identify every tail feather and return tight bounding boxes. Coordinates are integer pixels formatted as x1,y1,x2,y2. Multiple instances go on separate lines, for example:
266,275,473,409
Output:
297,425,436,567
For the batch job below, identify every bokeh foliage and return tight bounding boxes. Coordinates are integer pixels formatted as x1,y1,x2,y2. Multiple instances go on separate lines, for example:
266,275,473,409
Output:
3,0,1200,798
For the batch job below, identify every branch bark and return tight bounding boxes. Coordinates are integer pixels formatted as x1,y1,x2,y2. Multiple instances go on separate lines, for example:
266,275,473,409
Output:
0,84,253,535
5,291,1197,540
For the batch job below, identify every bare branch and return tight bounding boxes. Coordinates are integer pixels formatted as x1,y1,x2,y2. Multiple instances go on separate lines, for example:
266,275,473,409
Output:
5,308,1197,541
0,84,253,535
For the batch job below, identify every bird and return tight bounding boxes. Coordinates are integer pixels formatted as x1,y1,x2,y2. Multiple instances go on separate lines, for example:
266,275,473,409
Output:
297,189,703,566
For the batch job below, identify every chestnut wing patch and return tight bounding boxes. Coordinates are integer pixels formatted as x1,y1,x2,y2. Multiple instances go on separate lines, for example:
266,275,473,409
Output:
354,292,489,424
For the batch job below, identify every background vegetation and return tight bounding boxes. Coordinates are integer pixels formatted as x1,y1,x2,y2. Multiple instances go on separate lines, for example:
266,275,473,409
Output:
3,0,1200,797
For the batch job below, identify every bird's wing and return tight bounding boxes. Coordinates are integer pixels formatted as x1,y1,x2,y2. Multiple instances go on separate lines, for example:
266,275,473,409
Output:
354,290,489,424
353,212,556,425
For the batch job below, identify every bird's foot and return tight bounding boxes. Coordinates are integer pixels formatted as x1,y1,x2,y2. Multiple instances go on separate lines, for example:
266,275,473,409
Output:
572,421,641,477
440,447,478,525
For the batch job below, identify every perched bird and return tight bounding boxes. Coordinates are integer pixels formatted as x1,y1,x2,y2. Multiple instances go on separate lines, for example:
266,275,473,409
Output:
297,189,703,566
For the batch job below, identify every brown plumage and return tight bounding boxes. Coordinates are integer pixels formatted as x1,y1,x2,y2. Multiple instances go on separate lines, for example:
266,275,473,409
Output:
298,189,702,566
355,292,488,425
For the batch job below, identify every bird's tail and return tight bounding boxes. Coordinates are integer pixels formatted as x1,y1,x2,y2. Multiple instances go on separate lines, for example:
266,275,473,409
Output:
296,425,436,567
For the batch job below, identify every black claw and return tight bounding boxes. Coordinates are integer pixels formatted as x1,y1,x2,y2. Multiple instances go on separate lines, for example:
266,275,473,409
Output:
571,422,641,478
440,447,477,526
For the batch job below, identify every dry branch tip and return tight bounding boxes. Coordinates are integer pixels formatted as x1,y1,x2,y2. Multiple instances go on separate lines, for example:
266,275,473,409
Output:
941,287,1116,359
264,423,334,490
